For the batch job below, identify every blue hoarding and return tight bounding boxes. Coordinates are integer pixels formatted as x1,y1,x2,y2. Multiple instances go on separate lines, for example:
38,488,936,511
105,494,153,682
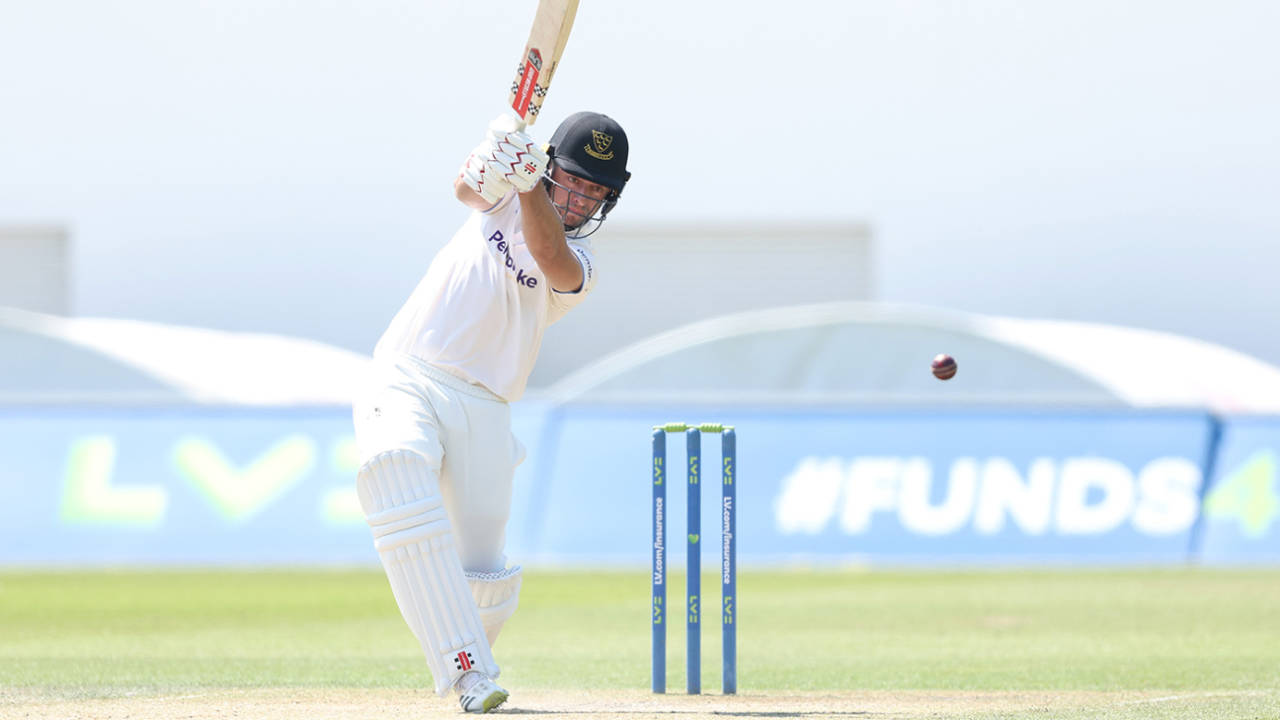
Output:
519,407,1215,565
0,407,367,564
0,404,1235,566
1198,416,1280,562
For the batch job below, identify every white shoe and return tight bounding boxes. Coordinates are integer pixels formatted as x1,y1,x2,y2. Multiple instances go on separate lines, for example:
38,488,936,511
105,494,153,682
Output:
456,670,509,713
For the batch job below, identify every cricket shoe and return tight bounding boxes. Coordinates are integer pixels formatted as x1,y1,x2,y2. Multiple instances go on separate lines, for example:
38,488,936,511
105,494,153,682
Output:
456,670,509,713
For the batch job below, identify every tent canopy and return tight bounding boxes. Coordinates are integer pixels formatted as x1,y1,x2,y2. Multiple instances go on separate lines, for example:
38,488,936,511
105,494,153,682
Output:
540,302,1280,414
10,302,1280,413
0,307,369,405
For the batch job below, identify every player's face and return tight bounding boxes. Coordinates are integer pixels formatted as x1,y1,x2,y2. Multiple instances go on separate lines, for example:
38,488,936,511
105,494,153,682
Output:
547,165,611,230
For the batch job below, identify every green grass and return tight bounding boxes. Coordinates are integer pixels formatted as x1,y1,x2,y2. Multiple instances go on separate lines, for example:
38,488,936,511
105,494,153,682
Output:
2,568,1279,700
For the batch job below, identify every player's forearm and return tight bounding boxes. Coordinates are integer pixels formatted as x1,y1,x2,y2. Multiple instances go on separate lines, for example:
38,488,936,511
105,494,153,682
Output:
519,188,583,292
454,176,501,212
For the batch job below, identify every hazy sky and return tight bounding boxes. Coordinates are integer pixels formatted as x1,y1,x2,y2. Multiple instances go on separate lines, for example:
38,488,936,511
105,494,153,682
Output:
2,1,1278,362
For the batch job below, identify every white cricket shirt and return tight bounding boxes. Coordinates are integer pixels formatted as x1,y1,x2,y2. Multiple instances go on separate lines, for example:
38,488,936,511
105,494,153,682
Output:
373,194,597,402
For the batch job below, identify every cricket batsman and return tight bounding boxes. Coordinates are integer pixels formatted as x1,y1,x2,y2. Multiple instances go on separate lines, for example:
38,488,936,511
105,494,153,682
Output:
351,112,631,713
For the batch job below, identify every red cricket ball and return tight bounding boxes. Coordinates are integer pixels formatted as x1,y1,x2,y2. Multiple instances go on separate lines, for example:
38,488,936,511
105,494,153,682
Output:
931,353,957,380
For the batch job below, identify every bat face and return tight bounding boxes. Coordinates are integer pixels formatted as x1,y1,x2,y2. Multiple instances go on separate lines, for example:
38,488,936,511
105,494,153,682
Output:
508,0,580,126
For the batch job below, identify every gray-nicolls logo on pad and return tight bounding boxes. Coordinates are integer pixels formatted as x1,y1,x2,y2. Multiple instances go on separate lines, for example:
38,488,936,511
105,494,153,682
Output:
454,651,474,671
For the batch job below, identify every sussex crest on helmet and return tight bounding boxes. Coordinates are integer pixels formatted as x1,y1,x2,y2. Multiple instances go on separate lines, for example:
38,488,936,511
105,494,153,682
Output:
586,130,615,160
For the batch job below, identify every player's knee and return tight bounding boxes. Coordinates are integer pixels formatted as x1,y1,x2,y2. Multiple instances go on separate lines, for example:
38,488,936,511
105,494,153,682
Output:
357,449,451,551
454,515,511,571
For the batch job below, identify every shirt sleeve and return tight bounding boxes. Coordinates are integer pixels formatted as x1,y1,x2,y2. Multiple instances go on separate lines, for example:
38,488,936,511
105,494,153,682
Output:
481,192,517,216
547,240,597,319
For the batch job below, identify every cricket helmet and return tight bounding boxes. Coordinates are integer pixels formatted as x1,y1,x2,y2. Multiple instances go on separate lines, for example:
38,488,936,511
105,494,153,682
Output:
545,111,631,237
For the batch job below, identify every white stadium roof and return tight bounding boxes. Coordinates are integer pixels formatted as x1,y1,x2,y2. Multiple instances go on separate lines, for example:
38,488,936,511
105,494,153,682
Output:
7,302,1280,413
540,302,1280,414
0,306,369,405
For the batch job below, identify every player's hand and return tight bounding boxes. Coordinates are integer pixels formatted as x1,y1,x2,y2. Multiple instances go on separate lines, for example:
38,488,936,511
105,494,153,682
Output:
485,115,550,194
459,142,514,205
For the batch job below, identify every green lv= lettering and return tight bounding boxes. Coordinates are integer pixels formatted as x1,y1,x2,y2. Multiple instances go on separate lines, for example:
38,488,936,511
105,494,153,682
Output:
174,435,316,523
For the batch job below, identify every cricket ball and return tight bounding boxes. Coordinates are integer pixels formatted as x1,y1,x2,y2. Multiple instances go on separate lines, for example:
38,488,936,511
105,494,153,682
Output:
931,353,957,380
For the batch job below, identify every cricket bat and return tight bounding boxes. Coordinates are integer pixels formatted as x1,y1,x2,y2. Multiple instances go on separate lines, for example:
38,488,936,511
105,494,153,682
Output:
508,0,580,127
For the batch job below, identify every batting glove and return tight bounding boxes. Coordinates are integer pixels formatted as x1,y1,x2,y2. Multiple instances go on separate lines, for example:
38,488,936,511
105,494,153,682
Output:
459,142,514,205
485,115,549,194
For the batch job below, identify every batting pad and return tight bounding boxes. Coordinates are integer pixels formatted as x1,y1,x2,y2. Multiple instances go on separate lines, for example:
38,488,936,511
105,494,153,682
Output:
357,449,500,696
466,565,524,647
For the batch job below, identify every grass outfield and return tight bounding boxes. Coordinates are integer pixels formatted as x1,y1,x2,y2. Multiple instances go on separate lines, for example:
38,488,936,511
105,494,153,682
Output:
2,568,1279,719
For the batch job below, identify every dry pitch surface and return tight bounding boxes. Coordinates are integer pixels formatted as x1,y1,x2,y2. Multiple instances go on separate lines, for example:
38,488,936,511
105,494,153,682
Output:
6,688,1274,720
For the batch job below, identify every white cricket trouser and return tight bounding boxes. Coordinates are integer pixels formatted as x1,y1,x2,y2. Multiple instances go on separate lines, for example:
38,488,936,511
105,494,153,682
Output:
353,353,524,572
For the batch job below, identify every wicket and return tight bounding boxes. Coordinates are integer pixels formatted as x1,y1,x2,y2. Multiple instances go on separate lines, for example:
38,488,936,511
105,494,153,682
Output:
651,422,736,695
